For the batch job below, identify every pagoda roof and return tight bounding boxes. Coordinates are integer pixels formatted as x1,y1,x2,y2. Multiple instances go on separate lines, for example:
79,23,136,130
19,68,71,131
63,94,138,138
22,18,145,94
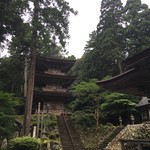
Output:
35,73,76,88
97,47,150,97
36,56,76,73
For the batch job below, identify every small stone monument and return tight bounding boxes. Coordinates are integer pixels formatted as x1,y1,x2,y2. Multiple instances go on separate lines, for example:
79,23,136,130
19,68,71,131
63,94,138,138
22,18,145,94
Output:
1,138,7,149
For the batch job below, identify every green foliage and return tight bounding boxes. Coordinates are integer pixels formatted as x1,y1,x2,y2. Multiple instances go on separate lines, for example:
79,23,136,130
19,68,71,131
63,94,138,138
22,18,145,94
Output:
43,114,57,131
70,79,100,112
8,137,40,150
0,91,21,139
71,111,96,128
0,56,24,96
71,79,100,97
0,113,16,140
9,23,32,56
69,79,102,127
0,91,21,115
0,0,23,43
76,123,115,149
124,0,150,57
101,92,137,124
7,0,77,57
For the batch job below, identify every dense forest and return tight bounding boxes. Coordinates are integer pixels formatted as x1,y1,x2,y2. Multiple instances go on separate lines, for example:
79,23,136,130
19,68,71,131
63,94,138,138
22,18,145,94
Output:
0,0,150,147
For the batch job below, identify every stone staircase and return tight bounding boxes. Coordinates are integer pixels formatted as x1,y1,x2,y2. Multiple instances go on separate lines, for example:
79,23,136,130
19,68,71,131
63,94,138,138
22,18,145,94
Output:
99,126,124,150
57,114,85,150
104,124,150,150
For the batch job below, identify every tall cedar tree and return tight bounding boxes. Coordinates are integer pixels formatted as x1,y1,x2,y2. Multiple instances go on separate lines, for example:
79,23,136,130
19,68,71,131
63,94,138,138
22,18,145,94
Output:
81,31,99,80
124,0,150,57
81,0,124,80
96,0,124,75
20,0,76,135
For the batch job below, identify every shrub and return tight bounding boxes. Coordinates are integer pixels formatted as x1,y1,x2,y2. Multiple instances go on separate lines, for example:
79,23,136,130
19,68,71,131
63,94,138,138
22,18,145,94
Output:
7,137,40,150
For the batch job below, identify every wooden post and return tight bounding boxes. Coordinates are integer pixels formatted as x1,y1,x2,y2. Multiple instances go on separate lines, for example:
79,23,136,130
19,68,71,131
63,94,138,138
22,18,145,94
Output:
40,111,44,138
36,102,41,137
96,98,100,149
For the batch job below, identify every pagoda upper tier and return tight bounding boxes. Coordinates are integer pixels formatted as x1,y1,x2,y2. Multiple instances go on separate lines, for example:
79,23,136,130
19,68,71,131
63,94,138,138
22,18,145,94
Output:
36,56,76,73
35,73,76,88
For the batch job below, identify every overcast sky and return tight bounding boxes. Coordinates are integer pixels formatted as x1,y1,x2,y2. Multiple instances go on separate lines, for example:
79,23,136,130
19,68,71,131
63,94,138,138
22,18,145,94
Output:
66,0,150,58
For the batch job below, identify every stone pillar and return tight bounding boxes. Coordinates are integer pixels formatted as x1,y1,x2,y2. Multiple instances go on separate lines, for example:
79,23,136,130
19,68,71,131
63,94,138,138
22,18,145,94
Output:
33,126,36,138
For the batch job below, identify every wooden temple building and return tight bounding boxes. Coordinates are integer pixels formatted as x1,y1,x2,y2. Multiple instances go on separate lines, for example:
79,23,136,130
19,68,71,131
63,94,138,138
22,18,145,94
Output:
97,47,150,97
97,47,150,122
33,56,76,115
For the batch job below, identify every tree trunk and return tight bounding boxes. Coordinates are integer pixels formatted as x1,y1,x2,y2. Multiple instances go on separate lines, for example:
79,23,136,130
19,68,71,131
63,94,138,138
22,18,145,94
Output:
24,57,28,98
23,0,39,136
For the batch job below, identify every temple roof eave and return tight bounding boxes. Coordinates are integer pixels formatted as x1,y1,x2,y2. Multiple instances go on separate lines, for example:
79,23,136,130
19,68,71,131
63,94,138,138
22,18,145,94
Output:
97,67,150,97
36,56,76,73
97,68,136,85
37,56,76,64
35,72,77,80
122,47,150,69
34,90,71,97
33,90,72,102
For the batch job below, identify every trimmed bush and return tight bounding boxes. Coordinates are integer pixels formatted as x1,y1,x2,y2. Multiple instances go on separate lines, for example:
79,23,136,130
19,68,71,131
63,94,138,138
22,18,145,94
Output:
7,137,40,150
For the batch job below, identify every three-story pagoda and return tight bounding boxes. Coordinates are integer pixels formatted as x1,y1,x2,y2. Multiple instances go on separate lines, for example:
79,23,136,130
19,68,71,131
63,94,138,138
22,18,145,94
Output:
33,56,76,115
